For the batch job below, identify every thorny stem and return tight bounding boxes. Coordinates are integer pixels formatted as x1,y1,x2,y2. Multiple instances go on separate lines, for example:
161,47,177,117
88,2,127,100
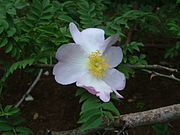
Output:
32,63,178,72
142,69,180,82
126,64,178,72
0,63,178,73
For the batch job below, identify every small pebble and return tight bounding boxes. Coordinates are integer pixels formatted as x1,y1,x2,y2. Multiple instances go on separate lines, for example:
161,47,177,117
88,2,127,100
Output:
25,94,34,101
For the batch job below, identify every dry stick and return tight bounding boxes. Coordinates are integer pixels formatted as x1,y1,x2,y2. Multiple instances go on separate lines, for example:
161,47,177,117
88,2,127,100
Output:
32,63,54,68
50,104,180,135
142,69,180,82
125,64,178,72
15,69,43,108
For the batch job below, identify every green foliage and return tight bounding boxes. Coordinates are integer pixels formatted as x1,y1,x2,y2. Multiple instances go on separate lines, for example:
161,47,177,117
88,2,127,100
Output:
152,123,170,135
165,20,180,58
118,42,147,78
77,0,103,28
0,58,36,95
0,0,179,133
0,105,33,135
123,42,147,65
165,42,180,58
76,88,120,131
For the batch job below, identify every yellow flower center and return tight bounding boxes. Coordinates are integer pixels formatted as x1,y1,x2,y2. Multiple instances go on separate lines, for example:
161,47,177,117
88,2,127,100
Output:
88,50,109,78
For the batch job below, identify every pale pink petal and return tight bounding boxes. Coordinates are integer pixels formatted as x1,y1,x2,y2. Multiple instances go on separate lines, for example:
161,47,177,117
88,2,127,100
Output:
81,86,99,95
55,43,87,62
69,23,84,46
76,72,112,102
101,33,119,52
53,44,88,85
81,28,105,52
103,68,126,91
69,23,105,53
103,46,123,67
96,91,111,102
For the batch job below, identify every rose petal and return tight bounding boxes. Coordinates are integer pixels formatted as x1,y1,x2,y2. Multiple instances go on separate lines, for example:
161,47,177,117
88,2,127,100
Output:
53,44,88,85
76,72,112,102
96,91,111,102
81,86,99,95
69,23,83,46
102,33,119,51
56,43,87,62
69,23,105,53
81,28,105,52
103,68,126,90
104,46,123,67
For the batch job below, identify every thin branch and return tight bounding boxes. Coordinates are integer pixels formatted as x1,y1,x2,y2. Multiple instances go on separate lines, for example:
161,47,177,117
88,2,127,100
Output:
15,69,43,108
125,2,138,45
142,69,180,82
32,63,178,73
126,64,178,72
32,64,54,68
49,104,180,135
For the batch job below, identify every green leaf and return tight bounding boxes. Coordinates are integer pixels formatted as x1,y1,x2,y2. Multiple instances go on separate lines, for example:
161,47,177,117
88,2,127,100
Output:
81,114,102,131
0,123,13,131
75,88,86,96
78,108,101,123
0,117,8,124
58,15,74,23
1,131,15,135
103,111,114,121
1,20,9,30
0,26,4,34
14,0,28,9
5,44,13,53
101,102,120,116
0,38,8,48
41,14,53,20
11,116,26,126
8,108,20,115
81,99,100,113
42,0,50,9
33,0,42,10
7,27,16,37
43,6,53,13
118,64,133,79
4,105,13,112
6,6,16,15
15,127,33,134
77,0,89,10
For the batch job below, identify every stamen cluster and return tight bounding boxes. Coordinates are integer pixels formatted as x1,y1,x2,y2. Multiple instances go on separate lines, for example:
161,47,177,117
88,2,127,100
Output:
88,50,109,78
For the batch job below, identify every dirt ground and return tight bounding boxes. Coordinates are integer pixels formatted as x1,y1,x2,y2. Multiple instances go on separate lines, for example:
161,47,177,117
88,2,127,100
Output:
1,47,180,135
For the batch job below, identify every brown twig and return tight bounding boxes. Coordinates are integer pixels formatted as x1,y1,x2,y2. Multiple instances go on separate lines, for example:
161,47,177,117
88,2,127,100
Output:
48,103,180,135
15,69,43,108
32,64,54,68
142,69,180,82
126,64,178,72
32,63,178,73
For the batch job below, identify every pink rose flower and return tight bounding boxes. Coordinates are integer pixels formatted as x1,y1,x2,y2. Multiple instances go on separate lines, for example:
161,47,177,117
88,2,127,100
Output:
53,23,126,102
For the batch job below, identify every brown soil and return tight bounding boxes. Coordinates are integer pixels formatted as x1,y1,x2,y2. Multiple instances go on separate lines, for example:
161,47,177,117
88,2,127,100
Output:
1,47,180,135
